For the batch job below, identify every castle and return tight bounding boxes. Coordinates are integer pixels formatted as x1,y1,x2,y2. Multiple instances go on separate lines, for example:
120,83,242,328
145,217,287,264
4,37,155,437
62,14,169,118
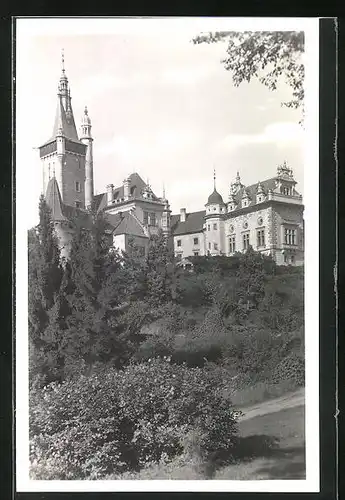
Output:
40,55,304,266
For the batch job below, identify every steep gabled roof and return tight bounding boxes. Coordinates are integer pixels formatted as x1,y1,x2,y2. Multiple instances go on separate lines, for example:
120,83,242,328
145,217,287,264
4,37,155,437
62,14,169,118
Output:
45,177,93,228
45,177,66,221
106,211,147,238
171,210,206,236
40,95,82,147
94,172,163,211
92,193,107,212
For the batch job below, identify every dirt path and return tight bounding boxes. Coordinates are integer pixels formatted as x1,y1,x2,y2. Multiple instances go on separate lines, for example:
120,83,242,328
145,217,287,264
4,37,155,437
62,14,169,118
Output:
238,387,305,422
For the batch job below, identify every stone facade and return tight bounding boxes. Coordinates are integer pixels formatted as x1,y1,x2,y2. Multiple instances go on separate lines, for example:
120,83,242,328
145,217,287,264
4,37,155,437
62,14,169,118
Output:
171,166,304,266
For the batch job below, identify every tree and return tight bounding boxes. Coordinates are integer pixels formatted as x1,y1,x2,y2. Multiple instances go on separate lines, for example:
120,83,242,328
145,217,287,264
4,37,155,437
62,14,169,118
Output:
235,247,273,318
60,209,135,375
146,229,177,308
28,196,63,344
192,31,304,117
28,195,64,383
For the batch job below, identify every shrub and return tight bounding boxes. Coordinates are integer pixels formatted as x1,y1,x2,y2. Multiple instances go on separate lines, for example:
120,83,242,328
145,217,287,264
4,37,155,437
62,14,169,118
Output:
272,353,305,386
30,358,240,479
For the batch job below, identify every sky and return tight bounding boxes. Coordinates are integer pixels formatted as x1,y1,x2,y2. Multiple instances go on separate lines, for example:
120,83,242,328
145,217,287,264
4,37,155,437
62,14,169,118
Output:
17,19,306,229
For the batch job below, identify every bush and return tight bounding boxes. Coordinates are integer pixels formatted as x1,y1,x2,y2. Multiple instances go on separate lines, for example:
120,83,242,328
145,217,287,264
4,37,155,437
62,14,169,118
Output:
30,358,240,479
272,353,305,386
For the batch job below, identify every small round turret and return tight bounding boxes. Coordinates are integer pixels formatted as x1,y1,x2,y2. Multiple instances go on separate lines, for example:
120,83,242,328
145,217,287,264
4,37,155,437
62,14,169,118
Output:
207,189,224,205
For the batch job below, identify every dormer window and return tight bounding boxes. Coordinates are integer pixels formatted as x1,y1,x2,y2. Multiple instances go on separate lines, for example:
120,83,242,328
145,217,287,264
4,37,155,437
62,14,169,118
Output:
281,186,292,196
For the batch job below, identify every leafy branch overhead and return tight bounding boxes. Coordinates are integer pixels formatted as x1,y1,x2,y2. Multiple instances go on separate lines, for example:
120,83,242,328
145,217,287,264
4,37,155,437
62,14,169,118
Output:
192,31,304,114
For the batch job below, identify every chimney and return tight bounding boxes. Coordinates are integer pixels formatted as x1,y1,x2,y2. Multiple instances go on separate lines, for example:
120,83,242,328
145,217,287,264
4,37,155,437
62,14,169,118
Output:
123,176,131,200
180,208,186,223
106,184,114,204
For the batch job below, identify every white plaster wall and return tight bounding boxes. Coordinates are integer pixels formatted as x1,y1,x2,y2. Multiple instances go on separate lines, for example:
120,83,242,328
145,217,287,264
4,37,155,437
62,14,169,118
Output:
174,231,205,258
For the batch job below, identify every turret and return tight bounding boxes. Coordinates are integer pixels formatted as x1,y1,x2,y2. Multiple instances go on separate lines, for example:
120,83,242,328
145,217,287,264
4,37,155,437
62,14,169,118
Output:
161,186,171,237
123,176,131,200
256,181,265,203
107,184,114,205
80,106,94,208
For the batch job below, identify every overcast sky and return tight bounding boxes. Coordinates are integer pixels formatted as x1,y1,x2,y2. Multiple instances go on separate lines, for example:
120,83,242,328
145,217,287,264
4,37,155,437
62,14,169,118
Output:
17,20,306,229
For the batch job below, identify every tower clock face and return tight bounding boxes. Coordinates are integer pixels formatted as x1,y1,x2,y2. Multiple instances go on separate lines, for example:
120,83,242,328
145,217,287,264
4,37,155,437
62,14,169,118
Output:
257,217,263,226
243,221,248,229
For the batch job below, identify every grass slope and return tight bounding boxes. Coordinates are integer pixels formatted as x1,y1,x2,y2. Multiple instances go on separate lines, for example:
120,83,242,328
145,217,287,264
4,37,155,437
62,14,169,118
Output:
111,399,305,480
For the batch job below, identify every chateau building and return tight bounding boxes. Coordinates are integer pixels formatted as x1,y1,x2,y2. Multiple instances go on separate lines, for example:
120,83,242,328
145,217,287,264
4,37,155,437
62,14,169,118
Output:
171,168,304,266
40,55,304,266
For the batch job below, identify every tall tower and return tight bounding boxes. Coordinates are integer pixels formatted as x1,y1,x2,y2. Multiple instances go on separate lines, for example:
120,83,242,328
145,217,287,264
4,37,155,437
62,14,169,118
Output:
38,50,87,209
80,106,94,208
204,169,226,256
161,185,171,238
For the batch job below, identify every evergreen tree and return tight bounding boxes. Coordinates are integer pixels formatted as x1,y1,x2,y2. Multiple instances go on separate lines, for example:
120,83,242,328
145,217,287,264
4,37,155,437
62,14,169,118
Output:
28,196,63,343
235,247,269,317
146,229,177,308
61,209,131,374
28,195,64,383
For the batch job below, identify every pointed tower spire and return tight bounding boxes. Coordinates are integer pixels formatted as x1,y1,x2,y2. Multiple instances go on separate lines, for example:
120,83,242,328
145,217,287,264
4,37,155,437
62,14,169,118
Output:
61,48,65,74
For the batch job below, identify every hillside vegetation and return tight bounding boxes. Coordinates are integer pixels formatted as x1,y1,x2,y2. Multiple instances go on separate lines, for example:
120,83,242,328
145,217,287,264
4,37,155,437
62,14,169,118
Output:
28,197,304,479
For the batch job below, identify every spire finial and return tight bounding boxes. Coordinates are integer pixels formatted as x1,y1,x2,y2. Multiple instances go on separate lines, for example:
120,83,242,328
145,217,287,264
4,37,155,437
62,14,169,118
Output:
213,168,216,190
163,183,166,199
61,48,65,73
84,105,88,115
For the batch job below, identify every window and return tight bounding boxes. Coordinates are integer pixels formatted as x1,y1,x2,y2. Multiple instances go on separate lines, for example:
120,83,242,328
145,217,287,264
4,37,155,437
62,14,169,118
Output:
207,224,210,231
176,253,182,261
143,211,148,225
194,251,199,256
75,201,81,208
291,255,295,264
229,236,236,254
213,223,217,230
177,239,182,247
193,237,199,245
75,181,81,193
242,200,247,207
282,186,292,196
149,213,156,226
214,243,218,251
257,229,265,248
208,242,211,250
284,254,288,263
242,232,250,251
284,228,296,245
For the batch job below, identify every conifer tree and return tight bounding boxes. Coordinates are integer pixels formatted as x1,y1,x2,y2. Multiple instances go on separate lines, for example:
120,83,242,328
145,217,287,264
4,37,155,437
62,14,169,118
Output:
28,195,63,345
146,229,177,308
28,195,64,383
61,209,130,373
236,247,271,315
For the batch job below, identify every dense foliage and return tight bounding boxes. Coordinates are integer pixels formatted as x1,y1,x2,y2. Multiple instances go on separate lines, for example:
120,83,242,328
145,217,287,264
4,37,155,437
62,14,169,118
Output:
192,31,304,116
28,201,304,479
30,358,240,479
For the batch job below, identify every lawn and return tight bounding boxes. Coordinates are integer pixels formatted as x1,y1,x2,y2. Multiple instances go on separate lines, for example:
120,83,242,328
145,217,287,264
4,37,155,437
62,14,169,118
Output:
110,402,305,480
214,404,305,480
